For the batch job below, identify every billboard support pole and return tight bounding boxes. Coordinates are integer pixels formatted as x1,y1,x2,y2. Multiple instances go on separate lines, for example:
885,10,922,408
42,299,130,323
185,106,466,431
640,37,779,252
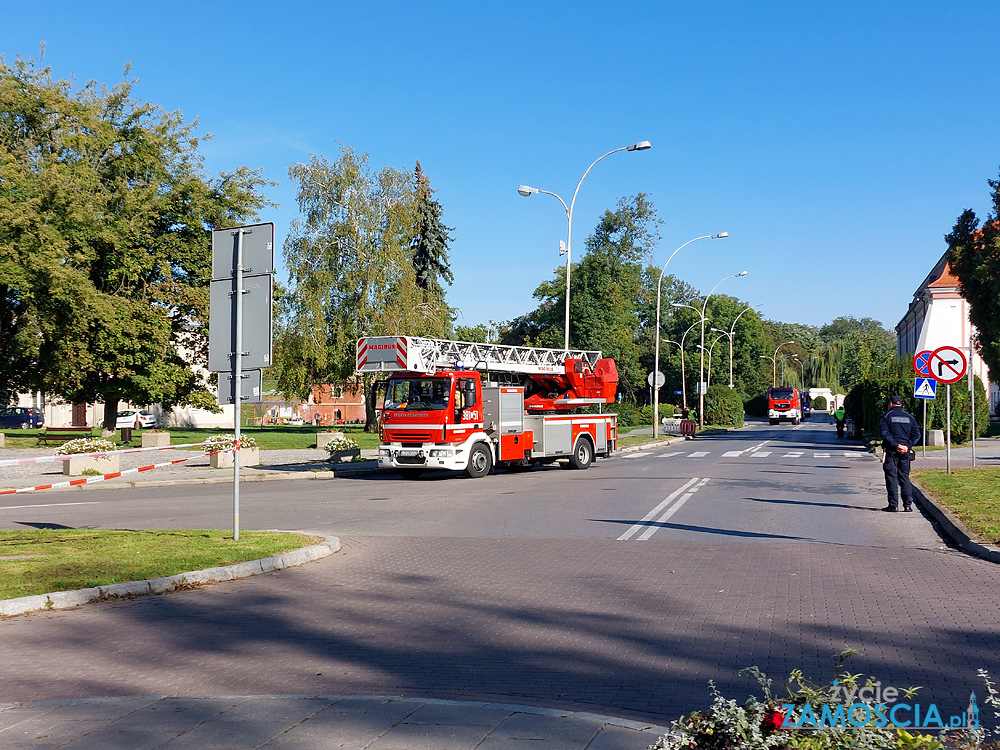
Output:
233,229,245,541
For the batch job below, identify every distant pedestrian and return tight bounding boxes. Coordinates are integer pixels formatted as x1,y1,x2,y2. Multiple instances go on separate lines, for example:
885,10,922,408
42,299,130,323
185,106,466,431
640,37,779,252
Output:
879,395,921,513
834,405,846,437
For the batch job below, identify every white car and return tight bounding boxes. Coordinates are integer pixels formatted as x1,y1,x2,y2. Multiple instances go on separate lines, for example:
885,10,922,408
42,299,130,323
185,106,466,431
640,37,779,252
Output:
113,409,158,429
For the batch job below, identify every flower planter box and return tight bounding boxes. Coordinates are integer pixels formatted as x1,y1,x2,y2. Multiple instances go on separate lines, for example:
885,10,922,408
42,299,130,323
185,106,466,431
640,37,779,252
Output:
63,454,120,476
209,447,260,469
328,448,360,463
315,431,344,449
141,432,170,448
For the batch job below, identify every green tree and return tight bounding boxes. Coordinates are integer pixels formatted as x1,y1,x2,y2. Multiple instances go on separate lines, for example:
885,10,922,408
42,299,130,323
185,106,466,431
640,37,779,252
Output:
0,54,270,425
946,176,1000,386
274,146,451,431
411,160,454,302
818,316,895,392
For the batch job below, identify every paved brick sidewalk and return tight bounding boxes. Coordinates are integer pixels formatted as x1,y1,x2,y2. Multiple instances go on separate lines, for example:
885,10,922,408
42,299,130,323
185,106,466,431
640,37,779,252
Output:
906,437,1000,469
2,538,998,730
0,695,669,749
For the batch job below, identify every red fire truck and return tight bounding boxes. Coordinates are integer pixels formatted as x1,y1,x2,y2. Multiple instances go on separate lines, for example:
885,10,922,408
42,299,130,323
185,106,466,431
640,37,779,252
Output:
767,386,803,425
357,336,620,478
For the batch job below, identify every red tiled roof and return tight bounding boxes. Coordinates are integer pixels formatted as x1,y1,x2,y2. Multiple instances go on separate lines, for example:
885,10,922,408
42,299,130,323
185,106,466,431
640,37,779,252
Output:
927,262,960,289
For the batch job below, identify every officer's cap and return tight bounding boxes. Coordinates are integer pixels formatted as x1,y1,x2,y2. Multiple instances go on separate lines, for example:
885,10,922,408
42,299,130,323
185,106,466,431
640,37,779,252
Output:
889,395,903,405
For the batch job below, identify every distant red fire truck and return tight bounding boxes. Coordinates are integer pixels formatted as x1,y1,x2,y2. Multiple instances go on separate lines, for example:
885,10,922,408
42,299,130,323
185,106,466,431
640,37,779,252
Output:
767,386,803,425
357,336,620,479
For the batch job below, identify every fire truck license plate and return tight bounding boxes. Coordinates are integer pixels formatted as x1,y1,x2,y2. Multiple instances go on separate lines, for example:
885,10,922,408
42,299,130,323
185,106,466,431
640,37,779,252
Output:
397,449,420,457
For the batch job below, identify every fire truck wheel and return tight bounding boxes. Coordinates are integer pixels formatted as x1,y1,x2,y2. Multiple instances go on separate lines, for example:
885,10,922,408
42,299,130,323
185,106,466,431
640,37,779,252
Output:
396,469,424,480
569,438,594,470
465,443,493,478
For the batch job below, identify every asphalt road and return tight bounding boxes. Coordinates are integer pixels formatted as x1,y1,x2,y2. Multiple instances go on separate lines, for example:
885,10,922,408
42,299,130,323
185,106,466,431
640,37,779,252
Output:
2,418,998,727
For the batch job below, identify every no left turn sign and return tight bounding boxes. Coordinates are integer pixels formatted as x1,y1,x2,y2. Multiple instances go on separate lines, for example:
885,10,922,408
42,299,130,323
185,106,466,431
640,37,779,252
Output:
928,345,967,384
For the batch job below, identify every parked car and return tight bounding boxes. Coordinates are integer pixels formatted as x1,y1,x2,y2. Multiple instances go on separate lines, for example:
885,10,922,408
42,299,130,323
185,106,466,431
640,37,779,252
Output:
109,409,158,429
0,406,44,429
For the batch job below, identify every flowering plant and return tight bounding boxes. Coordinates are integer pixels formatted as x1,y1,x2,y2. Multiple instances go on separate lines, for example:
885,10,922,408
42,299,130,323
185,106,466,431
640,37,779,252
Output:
646,651,982,750
54,438,116,456
324,435,359,453
204,434,258,452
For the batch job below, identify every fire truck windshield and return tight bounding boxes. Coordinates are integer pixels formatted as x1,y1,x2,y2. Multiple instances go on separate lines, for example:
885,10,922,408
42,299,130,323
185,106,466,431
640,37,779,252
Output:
384,377,451,411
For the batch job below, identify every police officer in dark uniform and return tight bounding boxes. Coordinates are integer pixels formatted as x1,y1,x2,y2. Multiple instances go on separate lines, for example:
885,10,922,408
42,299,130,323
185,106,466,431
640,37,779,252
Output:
879,395,921,512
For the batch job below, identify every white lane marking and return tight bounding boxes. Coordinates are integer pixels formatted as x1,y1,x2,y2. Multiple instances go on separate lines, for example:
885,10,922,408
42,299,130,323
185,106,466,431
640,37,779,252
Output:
843,452,856,457
0,501,100,511
784,452,804,457
622,452,651,459
814,452,831,458
747,440,770,453
722,451,743,457
688,451,709,458
637,478,711,541
617,478,699,541
751,451,772,457
658,452,683,458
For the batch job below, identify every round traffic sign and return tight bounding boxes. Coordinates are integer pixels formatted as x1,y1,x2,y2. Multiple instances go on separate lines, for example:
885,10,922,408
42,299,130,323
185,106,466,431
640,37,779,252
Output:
928,346,967,384
913,350,933,377
647,370,665,388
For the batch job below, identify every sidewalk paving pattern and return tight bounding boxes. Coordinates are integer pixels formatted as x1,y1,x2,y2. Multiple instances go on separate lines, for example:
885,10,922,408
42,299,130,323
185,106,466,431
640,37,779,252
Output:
0,695,669,750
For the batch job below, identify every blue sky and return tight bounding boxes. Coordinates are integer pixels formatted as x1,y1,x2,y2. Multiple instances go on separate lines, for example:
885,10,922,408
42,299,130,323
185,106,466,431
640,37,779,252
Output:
5,2,999,333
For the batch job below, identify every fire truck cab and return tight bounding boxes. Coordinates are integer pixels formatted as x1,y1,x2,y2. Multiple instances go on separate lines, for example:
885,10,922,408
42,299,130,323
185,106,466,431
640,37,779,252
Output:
358,336,619,479
767,386,803,425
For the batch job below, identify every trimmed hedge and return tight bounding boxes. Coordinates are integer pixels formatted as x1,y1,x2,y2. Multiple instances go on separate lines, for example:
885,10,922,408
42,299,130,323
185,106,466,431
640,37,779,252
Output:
705,385,745,427
844,374,989,443
744,394,768,418
812,395,827,410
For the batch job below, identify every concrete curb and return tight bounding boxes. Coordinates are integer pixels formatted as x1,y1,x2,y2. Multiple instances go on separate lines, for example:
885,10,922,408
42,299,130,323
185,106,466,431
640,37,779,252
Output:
0,533,342,618
911,480,1000,564
618,436,684,454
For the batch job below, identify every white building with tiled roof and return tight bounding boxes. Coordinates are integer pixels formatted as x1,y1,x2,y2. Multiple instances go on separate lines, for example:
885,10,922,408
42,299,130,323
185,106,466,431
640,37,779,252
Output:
895,252,998,416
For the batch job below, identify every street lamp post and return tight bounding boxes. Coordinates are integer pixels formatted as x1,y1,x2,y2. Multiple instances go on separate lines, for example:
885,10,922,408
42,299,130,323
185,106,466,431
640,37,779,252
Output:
710,303,761,390
698,335,725,390
698,271,747,428
518,141,651,352
792,356,805,389
651,233,728,437
671,307,706,413
761,340,795,388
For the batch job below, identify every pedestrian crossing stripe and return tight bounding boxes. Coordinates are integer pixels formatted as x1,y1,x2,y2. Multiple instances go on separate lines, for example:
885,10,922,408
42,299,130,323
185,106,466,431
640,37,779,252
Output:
619,450,860,461
914,378,937,399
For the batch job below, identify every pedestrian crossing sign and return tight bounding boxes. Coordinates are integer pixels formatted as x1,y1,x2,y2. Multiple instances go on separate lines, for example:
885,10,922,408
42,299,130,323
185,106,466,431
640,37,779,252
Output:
914,377,937,399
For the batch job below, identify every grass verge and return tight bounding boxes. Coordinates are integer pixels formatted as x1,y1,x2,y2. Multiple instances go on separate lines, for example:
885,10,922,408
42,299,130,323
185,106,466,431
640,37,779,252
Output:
0,529,319,600
912,467,1000,545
